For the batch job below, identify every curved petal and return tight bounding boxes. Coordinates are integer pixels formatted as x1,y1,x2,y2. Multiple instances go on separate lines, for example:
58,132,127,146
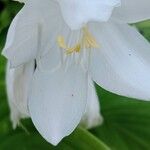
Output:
2,6,39,67
56,0,120,30
28,64,88,145
6,61,35,128
80,78,103,129
89,22,150,100
112,0,150,23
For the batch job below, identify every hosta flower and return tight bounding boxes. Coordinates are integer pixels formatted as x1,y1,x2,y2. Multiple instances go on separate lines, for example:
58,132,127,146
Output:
2,0,150,146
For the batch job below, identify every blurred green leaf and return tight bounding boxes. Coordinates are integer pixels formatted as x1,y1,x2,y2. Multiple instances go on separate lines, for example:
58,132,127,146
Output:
0,0,22,33
91,86,150,150
0,125,110,150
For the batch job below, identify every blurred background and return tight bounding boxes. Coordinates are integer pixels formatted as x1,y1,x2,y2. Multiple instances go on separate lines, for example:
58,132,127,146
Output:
0,0,150,149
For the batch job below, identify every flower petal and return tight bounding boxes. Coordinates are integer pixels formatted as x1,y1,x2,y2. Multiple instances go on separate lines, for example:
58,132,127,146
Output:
90,22,150,100
56,0,120,30
80,77,103,129
112,0,150,23
2,6,38,67
28,64,88,145
6,61,35,128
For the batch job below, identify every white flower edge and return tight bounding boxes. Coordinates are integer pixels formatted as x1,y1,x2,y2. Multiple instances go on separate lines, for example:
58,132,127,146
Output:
6,61,35,128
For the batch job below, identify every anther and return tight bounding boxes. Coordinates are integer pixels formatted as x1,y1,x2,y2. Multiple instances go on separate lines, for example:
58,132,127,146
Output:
57,27,99,55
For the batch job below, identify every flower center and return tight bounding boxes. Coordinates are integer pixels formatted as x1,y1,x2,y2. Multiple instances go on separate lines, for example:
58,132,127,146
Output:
57,27,99,55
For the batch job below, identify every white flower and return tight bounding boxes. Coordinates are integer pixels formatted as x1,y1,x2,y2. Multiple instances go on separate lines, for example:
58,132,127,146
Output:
2,0,150,146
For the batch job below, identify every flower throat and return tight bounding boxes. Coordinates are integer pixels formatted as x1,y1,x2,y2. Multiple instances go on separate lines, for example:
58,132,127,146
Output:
57,27,99,55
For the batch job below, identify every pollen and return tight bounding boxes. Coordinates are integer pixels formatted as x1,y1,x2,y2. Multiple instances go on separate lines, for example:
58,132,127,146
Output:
57,27,99,55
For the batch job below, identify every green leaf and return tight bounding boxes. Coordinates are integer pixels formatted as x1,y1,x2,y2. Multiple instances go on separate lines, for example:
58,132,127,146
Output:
0,125,110,150
63,128,110,150
135,21,150,41
91,85,150,150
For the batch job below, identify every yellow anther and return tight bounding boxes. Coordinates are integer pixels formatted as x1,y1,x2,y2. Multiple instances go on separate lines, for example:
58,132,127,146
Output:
57,36,67,49
57,27,99,55
57,36,81,54
66,44,81,54
82,27,99,48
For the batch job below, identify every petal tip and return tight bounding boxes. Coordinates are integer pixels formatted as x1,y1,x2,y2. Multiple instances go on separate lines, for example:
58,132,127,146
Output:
1,48,7,57
49,136,63,146
88,114,104,129
34,127,65,146
1,48,12,62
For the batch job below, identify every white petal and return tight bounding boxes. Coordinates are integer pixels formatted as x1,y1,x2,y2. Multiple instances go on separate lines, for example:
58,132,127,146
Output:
2,6,38,67
6,0,66,67
112,0,150,23
56,0,120,30
80,78,103,129
7,100,25,129
6,61,35,128
89,22,150,100
28,64,88,145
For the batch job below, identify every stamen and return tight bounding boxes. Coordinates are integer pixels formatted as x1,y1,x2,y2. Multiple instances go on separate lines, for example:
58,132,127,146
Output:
82,27,99,49
57,36,67,49
57,27,99,55
57,36,81,54
66,44,81,54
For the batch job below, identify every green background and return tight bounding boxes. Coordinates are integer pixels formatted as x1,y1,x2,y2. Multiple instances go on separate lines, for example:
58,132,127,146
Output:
1,0,150,149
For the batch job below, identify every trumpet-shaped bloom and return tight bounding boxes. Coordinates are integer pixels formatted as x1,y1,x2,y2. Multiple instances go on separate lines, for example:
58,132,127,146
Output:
3,0,150,146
